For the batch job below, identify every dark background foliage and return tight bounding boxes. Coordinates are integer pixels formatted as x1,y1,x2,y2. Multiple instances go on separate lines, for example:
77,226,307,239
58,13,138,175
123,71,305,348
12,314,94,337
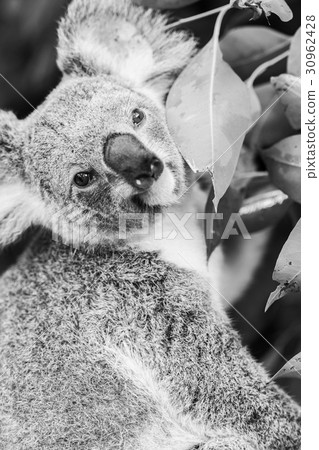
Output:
0,0,300,402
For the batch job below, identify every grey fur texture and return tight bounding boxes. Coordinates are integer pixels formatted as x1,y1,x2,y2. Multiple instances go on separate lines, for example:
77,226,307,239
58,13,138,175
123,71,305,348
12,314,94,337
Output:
0,0,300,448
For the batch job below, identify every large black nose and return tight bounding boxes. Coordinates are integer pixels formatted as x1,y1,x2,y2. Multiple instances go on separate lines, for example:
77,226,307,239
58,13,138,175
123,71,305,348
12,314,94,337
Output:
104,134,164,191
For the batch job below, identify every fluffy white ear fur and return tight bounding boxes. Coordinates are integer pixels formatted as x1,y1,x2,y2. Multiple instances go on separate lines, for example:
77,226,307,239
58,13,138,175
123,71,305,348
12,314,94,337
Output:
0,110,25,181
0,110,16,150
57,0,197,100
0,184,48,247
0,112,39,246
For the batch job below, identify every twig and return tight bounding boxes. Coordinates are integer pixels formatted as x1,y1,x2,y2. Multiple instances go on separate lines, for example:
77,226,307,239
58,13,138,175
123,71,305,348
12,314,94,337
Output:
164,6,225,30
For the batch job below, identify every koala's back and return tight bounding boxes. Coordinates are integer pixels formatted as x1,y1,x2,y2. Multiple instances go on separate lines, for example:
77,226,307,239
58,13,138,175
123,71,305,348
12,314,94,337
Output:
0,233,300,449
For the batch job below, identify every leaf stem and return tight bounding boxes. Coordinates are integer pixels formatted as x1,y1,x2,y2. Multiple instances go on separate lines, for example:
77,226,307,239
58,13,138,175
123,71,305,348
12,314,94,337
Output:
246,49,290,88
164,5,226,30
235,171,269,179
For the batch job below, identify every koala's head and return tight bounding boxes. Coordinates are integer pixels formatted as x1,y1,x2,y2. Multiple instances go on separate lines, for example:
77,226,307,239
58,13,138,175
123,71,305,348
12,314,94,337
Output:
0,0,197,247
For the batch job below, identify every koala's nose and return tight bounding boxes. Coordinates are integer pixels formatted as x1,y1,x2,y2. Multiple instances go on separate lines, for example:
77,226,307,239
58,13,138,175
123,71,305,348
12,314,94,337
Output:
104,134,164,191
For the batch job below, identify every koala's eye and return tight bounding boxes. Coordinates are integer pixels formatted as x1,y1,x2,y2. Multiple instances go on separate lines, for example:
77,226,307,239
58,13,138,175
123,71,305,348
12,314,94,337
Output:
73,172,94,188
132,108,145,127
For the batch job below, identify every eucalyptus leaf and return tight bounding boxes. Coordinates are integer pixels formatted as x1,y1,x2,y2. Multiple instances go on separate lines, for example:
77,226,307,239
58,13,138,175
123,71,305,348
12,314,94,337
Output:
232,144,259,191
166,6,252,209
271,353,301,381
220,27,290,81
247,94,295,152
262,135,301,203
287,28,301,77
245,83,275,143
254,83,276,111
271,74,301,130
248,87,262,122
205,186,244,258
266,219,301,310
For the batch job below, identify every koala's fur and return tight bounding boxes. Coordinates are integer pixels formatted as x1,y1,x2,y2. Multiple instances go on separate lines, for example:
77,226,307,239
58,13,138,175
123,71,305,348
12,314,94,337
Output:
0,1,300,449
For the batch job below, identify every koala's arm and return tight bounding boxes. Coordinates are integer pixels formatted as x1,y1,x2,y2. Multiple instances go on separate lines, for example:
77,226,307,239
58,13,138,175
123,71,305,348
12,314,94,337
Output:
199,341,301,450
154,270,301,449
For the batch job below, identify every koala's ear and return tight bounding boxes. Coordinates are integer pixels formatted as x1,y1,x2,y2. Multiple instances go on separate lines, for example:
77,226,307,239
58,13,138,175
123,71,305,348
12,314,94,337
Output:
0,111,45,247
57,0,197,101
0,110,25,181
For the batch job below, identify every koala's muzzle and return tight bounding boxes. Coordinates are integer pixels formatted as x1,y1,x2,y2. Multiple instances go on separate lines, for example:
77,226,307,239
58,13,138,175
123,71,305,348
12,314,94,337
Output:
105,134,164,191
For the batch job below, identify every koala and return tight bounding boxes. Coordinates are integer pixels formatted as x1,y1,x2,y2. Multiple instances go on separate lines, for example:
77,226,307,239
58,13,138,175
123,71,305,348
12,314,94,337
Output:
0,0,300,449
